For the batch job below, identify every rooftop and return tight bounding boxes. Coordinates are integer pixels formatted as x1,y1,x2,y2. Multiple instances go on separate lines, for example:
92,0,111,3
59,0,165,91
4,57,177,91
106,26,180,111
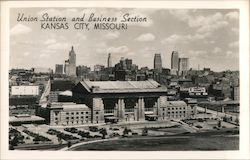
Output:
51,80,75,91
50,102,89,110
85,79,160,89
79,80,167,93
9,115,45,122
167,101,187,107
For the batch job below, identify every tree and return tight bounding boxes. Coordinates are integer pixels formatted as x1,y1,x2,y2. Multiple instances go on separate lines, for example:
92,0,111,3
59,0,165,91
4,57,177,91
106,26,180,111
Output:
218,120,222,128
67,141,72,148
10,136,19,147
99,128,107,139
142,127,148,136
123,127,129,137
235,117,239,125
58,136,62,144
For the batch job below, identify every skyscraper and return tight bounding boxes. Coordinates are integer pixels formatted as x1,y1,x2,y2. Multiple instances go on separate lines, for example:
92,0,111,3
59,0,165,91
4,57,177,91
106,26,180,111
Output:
178,58,189,76
154,53,162,73
65,46,76,77
120,57,127,70
55,64,63,75
171,51,179,75
107,53,112,68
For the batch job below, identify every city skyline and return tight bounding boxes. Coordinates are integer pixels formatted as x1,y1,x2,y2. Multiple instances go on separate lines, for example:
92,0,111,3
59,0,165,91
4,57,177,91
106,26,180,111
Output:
10,8,239,71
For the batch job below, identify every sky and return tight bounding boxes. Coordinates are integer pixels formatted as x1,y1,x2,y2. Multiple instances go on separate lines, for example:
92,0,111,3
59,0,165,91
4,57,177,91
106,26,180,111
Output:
10,8,239,72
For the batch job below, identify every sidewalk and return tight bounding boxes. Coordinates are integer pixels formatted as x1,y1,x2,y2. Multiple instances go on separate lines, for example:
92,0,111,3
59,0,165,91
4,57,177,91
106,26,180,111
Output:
60,137,119,151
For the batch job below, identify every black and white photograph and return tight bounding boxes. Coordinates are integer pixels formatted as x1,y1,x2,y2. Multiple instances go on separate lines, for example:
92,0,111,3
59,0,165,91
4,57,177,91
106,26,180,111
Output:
1,1,249,160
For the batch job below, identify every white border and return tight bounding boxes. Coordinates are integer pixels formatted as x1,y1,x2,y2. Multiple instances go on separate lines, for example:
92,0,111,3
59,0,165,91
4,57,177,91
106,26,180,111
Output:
1,1,249,159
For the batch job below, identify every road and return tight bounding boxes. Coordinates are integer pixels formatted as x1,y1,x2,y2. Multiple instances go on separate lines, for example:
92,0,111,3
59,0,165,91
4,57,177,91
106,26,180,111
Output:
60,137,120,151
196,106,237,120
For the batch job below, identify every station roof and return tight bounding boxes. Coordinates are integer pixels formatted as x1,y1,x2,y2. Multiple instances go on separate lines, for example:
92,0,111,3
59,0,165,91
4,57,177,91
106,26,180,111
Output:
50,102,89,110
167,101,187,107
79,80,167,93
9,115,45,123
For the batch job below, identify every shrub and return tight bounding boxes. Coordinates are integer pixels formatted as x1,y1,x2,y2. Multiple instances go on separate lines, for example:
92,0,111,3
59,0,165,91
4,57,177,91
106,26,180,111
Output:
89,126,99,132
195,125,203,129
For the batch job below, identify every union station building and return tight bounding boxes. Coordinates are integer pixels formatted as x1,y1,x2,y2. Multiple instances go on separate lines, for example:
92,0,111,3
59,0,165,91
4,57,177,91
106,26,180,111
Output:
46,80,197,126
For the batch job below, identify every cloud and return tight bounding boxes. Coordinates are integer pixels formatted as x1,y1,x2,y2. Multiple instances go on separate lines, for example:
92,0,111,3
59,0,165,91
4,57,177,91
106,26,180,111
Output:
37,9,63,17
23,52,30,56
188,50,207,56
231,27,239,34
126,9,155,27
135,33,155,42
47,42,73,50
39,53,49,58
193,12,228,33
10,24,32,36
169,10,229,34
107,46,129,54
161,32,210,45
197,20,228,33
161,34,184,44
44,39,56,45
104,31,120,40
226,11,239,20
228,41,239,49
226,50,238,58
212,47,222,54
226,50,233,56
76,32,87,40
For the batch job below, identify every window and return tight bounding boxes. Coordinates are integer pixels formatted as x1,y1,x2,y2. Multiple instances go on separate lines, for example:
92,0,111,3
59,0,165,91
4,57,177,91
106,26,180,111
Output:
55,112,58,116
81,112,84,114
172,108,174,110
96,111,99,114
76,117,79,119
162,108,165,111
71,112,74,115
76,112,79,115
66,117,69,120
86,116,88,119
86,112,88,114
55,117,58,120
81,116,84,119
168,112,171,114
66,113,69,115
71,117,74,119
96,116,98,119
176,111,178,114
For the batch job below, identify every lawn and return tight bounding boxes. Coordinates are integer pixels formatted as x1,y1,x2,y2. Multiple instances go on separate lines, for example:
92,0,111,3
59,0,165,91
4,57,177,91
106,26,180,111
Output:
71,130,239,151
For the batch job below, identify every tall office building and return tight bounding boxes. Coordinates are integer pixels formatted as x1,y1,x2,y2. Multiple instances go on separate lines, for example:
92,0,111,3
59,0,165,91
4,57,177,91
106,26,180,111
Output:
55,64,63,75
171,51,179,75
120,57,127,70
178,58,189,76
64,46,76,77
154,53,162,73
107,53,112,68
125,58,132,70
